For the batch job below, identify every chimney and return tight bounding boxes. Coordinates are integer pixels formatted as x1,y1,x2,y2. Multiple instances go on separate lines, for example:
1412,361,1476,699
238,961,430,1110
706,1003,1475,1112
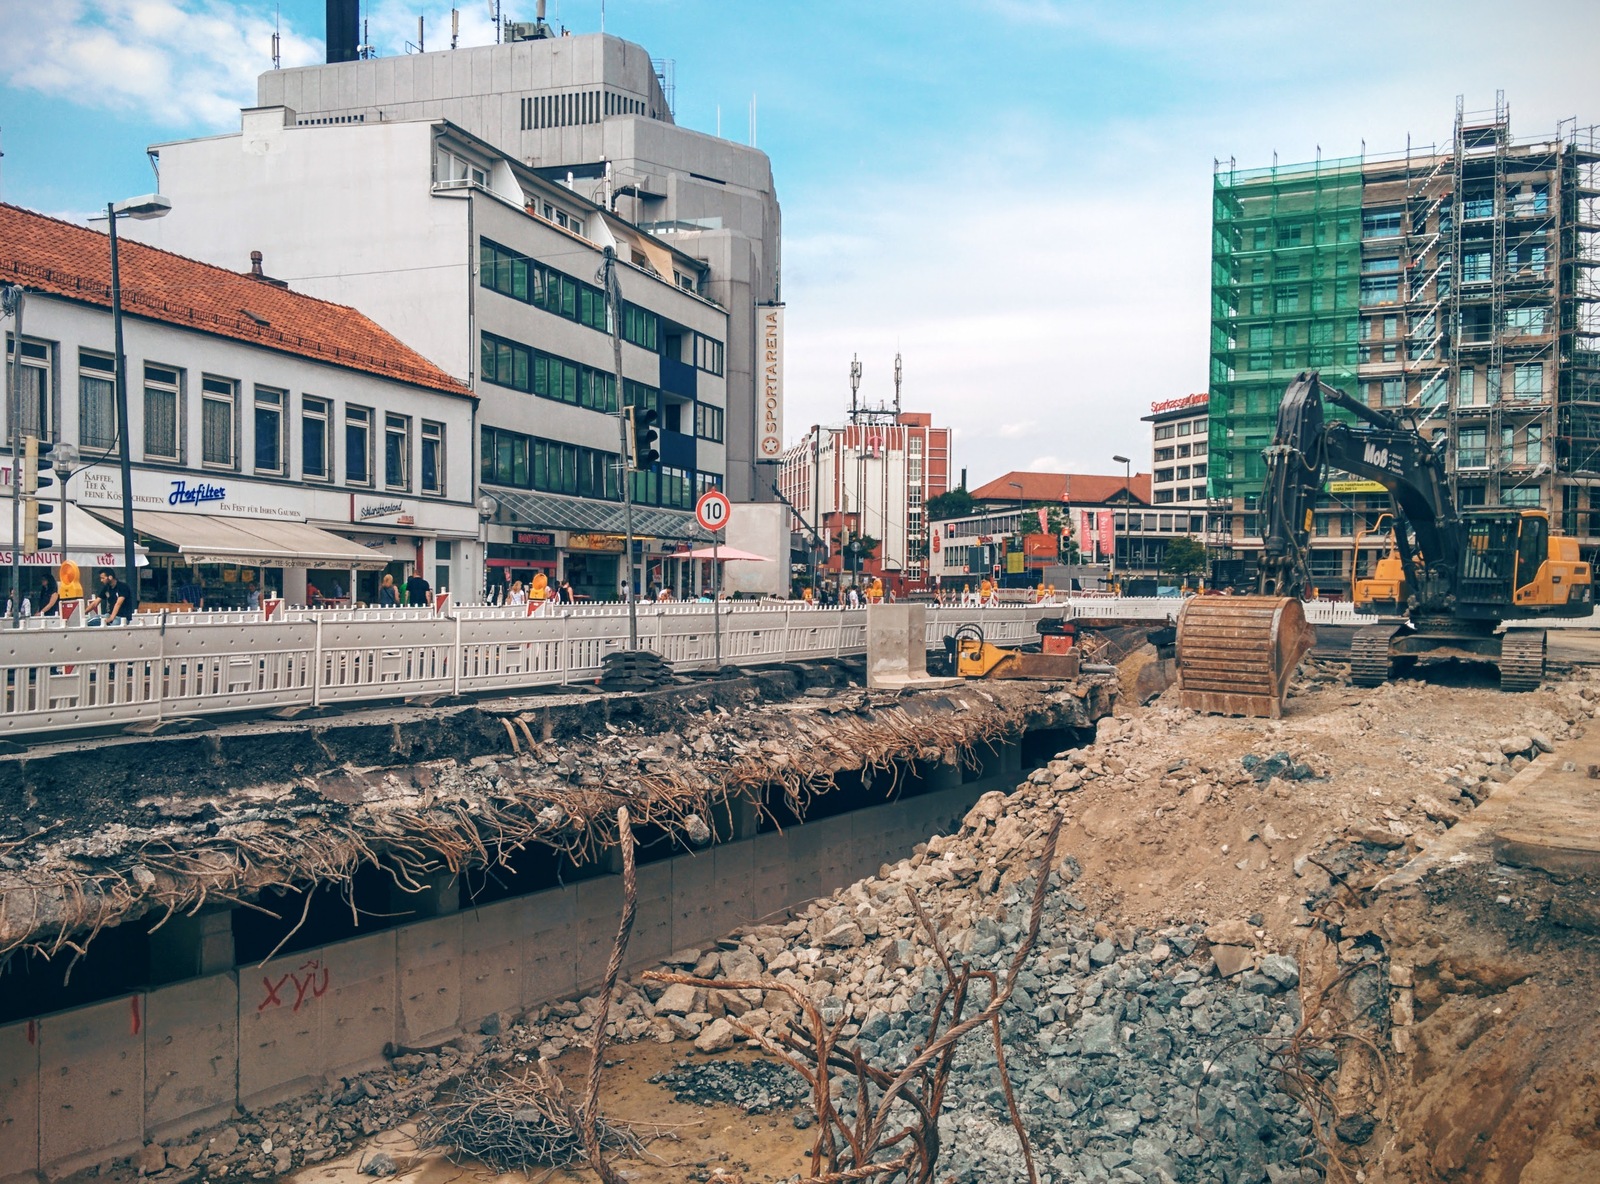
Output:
326,0,359,63
248,251,289,289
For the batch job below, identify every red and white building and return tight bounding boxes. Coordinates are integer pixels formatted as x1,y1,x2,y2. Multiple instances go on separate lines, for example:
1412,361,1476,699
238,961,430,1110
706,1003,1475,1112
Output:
777,413,951,589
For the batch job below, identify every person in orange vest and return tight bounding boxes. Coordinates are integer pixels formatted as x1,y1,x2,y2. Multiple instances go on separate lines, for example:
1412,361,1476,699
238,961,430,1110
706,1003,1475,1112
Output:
979,576,995,605
868,576,884,604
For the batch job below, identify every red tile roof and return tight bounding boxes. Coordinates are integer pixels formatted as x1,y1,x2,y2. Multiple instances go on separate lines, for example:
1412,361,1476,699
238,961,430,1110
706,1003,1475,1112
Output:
969,470,1151,506
0,203,471,398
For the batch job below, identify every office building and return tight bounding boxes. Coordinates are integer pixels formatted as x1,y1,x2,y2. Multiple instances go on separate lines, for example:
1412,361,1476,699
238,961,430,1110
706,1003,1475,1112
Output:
1209,98,1599,590
778,413,951,591
1118,393,1212,576
125,110,731,600
256,12,782,502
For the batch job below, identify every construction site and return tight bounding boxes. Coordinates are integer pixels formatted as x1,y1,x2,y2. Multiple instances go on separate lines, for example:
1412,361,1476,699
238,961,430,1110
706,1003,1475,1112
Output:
1,602,1598,1184
1207,98,1600,595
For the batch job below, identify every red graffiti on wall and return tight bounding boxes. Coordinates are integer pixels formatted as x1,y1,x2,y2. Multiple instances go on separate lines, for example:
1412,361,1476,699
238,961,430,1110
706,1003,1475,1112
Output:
257,959,331,1013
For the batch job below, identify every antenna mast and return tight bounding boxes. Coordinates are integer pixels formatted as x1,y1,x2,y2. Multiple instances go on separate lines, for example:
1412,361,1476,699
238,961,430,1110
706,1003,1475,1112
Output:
271,4,281,68
893,352,902,415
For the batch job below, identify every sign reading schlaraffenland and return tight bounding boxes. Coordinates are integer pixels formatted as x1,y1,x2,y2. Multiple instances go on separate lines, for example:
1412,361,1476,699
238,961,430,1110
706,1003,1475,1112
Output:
758,303,785,459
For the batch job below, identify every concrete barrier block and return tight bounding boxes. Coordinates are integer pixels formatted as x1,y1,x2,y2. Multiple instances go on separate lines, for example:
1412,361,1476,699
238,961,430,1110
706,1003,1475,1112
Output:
744,831,794,921
0,1020,39,1181
627,862,675,972
321,931,398,1076
239,947,330,1106
461,898,526,1026
711,840,756,931
573,875,625,992
521,885,577,1009
397,914,463,1045
144,972,238,1138
38,996,144,1175
669,852,719,951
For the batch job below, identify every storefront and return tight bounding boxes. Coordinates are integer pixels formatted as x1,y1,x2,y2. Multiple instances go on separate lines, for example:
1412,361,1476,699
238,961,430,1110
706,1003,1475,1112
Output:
562,533,623,601
76,469,476,607
485,530,559,600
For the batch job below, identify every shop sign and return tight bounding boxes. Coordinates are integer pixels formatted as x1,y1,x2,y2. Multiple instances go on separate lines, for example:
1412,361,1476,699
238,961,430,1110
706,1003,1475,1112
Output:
758,303,784,459
1328,480,1387,494
78,469,305,520
351,496,416,526
515,531,555,546
1149,393,1209,414
566,533,625,552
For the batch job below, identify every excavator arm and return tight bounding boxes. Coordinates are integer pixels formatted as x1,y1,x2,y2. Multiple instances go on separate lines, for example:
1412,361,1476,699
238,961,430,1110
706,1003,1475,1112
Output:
1257,372,1456,602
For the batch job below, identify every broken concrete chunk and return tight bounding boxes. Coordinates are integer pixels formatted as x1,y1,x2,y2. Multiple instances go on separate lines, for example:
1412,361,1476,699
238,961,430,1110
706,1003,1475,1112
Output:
1211,944,1255,978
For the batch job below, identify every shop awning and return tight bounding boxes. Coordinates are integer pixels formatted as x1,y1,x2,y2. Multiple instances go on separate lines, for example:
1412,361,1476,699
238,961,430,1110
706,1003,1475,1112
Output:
91,510,391,570
0,498,150,567
488,488,701,541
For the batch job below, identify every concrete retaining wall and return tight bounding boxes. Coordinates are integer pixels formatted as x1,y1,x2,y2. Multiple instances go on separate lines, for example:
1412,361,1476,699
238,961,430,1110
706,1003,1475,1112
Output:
0,765,996,1181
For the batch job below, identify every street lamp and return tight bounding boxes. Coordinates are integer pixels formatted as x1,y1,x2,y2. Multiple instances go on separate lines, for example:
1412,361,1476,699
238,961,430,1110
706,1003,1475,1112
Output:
106,193,171,608
1111,455,1131,577
54,441,79,564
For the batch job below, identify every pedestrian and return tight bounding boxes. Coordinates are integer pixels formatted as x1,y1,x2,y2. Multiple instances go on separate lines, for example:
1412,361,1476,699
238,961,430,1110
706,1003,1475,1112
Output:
558,579,575,604
36,571,59,617
404,569,433,608
99,570,133,623
378,573,399,606
177,572,205,610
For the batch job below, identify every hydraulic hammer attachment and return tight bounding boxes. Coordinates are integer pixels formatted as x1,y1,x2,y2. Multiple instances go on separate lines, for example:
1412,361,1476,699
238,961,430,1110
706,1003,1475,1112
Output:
1175,596,1316,718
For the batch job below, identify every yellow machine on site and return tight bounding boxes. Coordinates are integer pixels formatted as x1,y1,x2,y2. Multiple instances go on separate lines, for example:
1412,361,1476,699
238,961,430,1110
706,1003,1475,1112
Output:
1177,373,1592,716
947,620,1083,680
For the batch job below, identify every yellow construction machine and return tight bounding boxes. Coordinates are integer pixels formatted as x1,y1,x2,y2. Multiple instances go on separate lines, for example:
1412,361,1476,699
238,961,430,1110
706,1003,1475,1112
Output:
947,619,1083,680
1177,373,1591,716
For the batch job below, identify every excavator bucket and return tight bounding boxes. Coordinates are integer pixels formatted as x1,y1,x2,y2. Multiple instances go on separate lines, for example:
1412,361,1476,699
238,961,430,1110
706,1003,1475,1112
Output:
1175,596,1316,718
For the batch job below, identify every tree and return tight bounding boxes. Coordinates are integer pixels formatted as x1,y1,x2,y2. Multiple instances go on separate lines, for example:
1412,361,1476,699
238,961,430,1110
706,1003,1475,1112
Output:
1162,536,1207,578
926,487,975,521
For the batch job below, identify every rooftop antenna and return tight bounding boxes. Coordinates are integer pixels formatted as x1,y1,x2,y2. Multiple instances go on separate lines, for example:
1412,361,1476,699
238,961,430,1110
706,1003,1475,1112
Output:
406,13,425,53
849,354,862,422
451,7,459,48
893,352,902,415
486,0,501,43
600,0,605,32
271,3,281,68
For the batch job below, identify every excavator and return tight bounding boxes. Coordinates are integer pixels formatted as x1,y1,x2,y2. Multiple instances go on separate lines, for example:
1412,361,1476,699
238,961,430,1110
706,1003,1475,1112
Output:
1176,372,1592,716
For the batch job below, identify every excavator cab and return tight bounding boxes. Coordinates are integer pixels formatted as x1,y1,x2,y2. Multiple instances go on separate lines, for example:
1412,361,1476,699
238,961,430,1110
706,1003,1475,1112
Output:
1351,513,1406,613
1508,510,1591,611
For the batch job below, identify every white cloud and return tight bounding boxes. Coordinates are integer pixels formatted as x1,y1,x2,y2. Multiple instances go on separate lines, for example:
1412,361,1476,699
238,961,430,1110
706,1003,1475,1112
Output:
0,0,321,127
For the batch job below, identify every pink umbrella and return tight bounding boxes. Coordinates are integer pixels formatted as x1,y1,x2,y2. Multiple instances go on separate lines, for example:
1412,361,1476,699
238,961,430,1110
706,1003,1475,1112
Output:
678,546,772,561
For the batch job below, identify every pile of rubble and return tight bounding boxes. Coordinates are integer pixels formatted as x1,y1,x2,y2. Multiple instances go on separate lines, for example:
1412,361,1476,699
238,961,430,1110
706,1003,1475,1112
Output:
104,664,1600,1182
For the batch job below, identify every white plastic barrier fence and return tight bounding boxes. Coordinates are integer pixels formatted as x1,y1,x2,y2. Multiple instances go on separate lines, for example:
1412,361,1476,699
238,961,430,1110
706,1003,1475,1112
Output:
0,603,1046,738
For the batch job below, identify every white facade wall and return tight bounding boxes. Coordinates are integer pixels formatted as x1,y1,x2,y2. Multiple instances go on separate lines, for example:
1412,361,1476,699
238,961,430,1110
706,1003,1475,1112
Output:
7,294,478,598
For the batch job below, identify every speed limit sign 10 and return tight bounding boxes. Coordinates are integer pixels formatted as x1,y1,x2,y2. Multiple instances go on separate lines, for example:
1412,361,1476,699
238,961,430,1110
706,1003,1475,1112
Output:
695,489,732,533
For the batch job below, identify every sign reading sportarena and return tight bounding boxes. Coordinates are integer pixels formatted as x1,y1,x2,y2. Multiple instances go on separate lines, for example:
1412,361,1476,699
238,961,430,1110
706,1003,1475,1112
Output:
758,303,785,460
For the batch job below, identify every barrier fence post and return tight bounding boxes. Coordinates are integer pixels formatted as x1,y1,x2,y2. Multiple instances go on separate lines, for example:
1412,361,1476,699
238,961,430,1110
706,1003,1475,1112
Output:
452,607,462,698
312,613,324,709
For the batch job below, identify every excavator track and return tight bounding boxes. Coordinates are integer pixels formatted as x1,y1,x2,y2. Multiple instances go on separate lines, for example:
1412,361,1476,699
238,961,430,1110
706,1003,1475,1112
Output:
1498,630,1547,692
1349,625,1398,687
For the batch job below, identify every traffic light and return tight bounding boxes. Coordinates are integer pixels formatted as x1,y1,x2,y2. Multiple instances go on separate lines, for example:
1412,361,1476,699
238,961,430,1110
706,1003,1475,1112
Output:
628,406,659,471
21,435,54,552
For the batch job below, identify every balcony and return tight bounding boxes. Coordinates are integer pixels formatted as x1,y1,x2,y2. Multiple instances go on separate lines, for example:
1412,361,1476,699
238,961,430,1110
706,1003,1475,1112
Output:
659,353,697,399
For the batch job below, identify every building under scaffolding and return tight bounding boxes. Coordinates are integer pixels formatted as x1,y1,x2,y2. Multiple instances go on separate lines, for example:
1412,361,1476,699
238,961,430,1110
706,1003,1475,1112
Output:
1207,96,1600,591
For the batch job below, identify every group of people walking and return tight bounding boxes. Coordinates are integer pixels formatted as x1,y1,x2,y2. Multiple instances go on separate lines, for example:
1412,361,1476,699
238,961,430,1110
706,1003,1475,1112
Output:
5,562,134,624
488,572,575,607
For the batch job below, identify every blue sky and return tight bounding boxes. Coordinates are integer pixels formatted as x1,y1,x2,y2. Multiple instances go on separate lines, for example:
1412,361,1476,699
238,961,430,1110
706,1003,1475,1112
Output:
3,0,1598,484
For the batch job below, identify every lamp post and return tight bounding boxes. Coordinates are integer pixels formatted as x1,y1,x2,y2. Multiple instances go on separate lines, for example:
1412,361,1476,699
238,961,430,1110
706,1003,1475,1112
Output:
1111,454,1131,578
54,441,78,567
596,246,637,648
106,194,172,609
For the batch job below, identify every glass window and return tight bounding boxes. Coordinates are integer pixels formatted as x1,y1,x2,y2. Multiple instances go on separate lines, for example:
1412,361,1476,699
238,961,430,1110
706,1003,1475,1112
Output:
143,363,181,461
385,414,410,489
694,403,724,442
694,334,725,375
346,406,372,485
200,376,236,467
1456,368,1477,407
6,336,52,440
1502,486,1540,508
1359,276,1399,305
1362,210,1403,239
78,350,116,451
254,386,285,474
1527,424,1543,467
1458,428,1487,469
1505,307,1546,335
1513,363,1544,399
421,421,444,495
303,396,330,480
1462,251,1492,283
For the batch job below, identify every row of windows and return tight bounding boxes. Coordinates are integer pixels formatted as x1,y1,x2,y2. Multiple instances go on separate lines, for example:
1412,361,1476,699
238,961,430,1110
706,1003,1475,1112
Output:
480,240,609,331
1456,363,1547,406
1117,512,1207,533
1153,441,1207,463
1456,425,1545,469
1152,487,1207,505
1153,418,1203,441
1154,463,1207,484
479,425,722,508
4,339,446,494
481,331,618,413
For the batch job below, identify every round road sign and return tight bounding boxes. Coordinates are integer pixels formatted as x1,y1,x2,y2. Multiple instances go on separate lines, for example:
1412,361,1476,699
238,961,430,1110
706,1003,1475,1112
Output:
695,489,732,533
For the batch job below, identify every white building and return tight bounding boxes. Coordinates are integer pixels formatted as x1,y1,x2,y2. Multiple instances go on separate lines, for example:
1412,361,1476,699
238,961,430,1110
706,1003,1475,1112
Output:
258,19,782,503
125,110,732,600
1118,393,1212,577
1,202,478,605
777,413,952,592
